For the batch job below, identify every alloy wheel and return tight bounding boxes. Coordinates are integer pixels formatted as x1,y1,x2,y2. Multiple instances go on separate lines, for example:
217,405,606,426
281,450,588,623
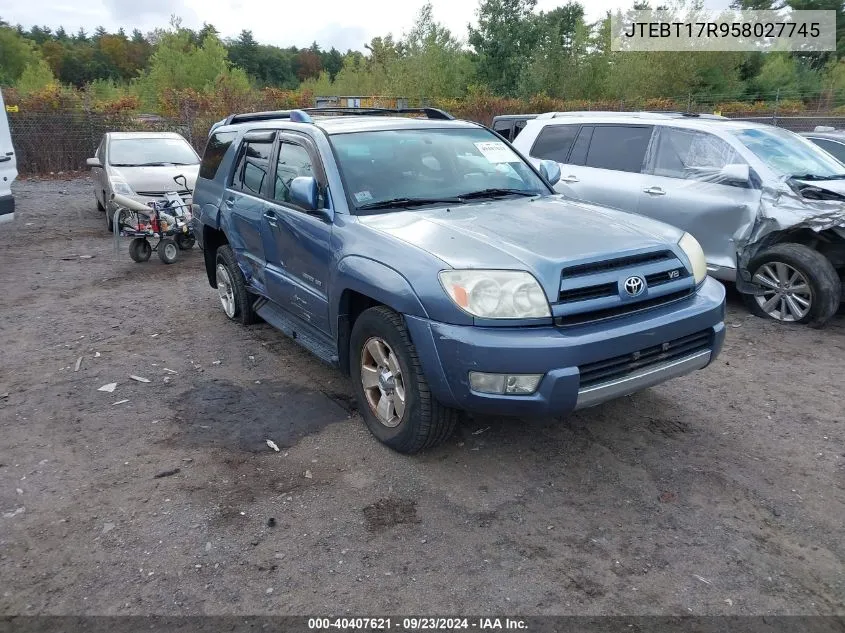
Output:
753,261,812,322
360,337,406,428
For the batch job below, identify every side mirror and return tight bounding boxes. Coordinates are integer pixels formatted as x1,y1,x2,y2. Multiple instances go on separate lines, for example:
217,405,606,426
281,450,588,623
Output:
86,157,101,168
538,159,561,186
719,163,750,184
289,176,319,211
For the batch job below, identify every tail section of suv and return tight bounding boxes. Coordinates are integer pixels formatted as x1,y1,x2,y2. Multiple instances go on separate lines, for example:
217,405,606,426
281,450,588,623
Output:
512,111,845,327
192,107,726,453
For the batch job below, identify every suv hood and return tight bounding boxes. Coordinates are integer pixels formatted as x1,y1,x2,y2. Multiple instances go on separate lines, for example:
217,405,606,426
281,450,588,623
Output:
110,164,199,194
358,195,684,295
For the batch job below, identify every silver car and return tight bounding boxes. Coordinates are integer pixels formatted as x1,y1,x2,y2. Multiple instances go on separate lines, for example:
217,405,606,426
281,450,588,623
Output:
512,112,845,327
87,132,200,231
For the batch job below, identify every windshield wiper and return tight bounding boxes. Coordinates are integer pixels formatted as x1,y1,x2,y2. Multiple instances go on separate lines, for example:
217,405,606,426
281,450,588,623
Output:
790,173,845,181
357,197,463,211
456,188,540,200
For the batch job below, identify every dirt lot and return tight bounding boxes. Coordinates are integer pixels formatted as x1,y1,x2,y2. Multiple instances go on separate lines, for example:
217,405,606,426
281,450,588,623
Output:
0,178,843,616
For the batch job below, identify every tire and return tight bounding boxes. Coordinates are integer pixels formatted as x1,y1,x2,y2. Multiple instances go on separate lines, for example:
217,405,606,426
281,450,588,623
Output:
158,238,179,264
106,206,115,232
350,306,458,454
176,234,195,250
742,243,840,328
97,195,105,213
214,244,257,325
128,238,152,263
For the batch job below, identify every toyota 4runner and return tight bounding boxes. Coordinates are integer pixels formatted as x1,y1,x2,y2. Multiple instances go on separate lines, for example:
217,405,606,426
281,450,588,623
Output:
192,107,726,453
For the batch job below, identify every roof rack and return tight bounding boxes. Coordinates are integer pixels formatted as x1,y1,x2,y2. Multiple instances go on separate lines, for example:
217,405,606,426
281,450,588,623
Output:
537,110,728,121
223,106,454,126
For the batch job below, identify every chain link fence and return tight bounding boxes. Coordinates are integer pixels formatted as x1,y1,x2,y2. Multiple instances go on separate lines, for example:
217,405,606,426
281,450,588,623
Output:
8,111,215,175
7,105,845,176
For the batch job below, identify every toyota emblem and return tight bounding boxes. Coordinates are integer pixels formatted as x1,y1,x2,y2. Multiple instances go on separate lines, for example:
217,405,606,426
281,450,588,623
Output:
624,276,645,297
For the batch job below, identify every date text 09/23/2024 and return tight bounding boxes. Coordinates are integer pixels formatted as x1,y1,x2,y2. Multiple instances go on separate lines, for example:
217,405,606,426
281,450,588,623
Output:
308,617,528,630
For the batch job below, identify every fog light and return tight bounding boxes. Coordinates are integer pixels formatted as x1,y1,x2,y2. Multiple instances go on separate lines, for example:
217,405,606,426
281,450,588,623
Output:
469,372,542,395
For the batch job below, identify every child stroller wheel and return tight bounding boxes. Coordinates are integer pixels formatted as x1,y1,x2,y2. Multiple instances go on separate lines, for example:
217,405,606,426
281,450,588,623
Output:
129,238,152,263
176,234,195,250
158,238,179,264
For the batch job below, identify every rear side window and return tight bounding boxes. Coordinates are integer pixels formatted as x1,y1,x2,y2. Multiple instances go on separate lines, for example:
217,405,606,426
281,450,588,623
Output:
585,125,652,173
652,127,743,181
233,139,273,196
200,131,237,180
531,124,579,163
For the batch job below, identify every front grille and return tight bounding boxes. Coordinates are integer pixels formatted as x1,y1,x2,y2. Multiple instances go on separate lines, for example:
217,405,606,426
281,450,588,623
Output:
560,251,674,279
555,289,693,326
556,249,693,326
558,282,617,303
579,330,711,389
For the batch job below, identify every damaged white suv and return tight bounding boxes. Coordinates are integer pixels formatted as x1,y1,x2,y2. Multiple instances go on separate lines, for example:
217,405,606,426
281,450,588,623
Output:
513,112,845,327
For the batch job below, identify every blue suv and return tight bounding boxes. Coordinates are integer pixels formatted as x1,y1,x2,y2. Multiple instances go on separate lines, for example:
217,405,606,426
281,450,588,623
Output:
193,107,726,453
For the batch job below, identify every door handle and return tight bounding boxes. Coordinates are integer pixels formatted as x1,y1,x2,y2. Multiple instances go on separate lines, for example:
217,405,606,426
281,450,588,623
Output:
224,196,235,207
560,175,579,183
263,210,278,226
643,186,666,196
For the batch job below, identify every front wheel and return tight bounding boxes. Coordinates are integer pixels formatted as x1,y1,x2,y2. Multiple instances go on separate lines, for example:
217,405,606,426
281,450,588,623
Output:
350,306,458,454
214,244,257,325
158,238,179,264
128,238,151,263
742,243,840,328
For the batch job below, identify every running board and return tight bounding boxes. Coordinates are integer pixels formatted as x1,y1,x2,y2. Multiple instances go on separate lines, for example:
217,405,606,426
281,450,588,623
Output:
255,300,339,367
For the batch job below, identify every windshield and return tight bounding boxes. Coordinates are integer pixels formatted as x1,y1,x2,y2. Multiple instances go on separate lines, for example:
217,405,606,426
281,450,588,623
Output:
329,128,549,212
109,138,199,167
732,127,845,179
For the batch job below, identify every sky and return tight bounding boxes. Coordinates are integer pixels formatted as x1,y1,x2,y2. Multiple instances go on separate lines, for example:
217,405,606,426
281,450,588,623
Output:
3,0,732,51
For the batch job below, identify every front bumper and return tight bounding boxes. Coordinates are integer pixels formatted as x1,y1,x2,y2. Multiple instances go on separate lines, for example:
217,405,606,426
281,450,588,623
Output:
405,277,726,416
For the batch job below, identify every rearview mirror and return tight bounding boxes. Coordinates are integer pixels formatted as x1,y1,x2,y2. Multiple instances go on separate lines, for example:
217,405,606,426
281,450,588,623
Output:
538,159,561,186
86,157,101,168
720,163,750,184
289,176,319,211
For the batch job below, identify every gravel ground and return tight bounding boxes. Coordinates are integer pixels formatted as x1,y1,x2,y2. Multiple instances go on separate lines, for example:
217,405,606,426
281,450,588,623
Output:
0,177,843,616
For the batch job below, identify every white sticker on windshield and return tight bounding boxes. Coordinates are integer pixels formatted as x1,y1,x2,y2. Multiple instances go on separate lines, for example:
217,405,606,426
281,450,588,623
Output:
474,141,519,164
354,190,373,203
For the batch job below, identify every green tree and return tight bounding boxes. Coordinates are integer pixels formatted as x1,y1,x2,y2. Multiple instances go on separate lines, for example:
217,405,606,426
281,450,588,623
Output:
468,0,538,96
0,26,43,84
393,3,473,99
16,57,56,94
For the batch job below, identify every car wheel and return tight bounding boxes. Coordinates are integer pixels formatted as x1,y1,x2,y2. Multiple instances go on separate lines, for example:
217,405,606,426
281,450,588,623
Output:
350,306,458,454
742,243,840,328
214,244,257,325
128,238,151,263
106,206,115,232
97,195,105,213
158,238,179,264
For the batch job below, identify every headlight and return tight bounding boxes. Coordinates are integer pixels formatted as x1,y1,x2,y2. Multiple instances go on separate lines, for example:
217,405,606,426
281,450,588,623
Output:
678,232,707,285
112,180,134,196
439,270,551,318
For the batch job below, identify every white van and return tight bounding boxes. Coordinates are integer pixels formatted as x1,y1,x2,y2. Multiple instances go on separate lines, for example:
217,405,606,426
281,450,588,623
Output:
0,90,17,224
